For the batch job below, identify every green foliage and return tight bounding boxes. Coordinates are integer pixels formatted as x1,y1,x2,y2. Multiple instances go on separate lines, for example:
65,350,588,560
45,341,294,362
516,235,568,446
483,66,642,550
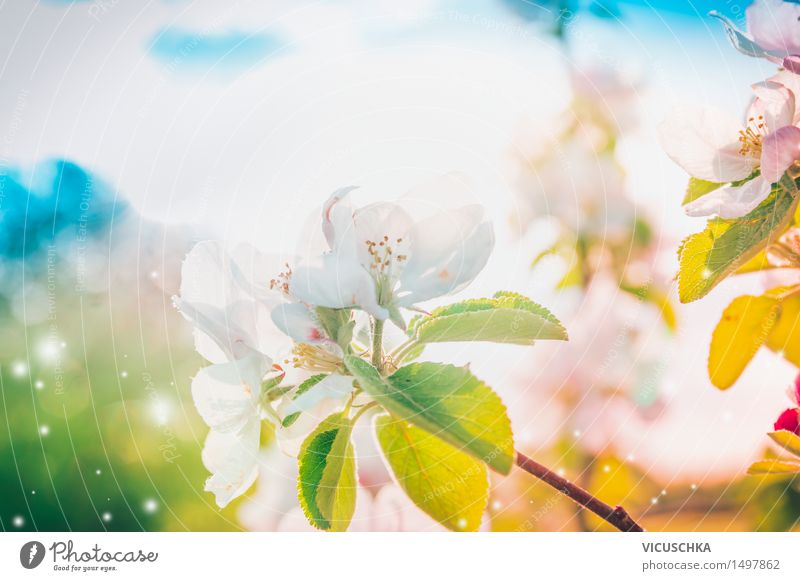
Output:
297,413,357,531
281,374,328,427
677,186,798,303
344,357,515,474
412,291,567,345
682,177,723,205
375,414,488,531
315,307,354,351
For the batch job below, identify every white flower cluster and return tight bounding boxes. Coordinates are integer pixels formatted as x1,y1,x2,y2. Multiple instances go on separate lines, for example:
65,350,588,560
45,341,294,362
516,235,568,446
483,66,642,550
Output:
174,174,494,507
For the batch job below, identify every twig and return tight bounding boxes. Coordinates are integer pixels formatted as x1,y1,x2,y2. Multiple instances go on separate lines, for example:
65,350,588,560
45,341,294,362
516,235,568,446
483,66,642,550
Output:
516,450,644,532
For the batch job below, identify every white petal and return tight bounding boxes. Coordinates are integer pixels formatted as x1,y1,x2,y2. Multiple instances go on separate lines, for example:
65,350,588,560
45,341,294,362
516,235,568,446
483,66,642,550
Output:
401,204,484,277
192,358,266,432
748,81,795,132
175,298,263,362
226,243,292,303
684,177,772,219
179,241,249,309
202,418,260,508
322,186,358,249
398,208,494,305
770,70,800,124
291,252,387,319
352,202,414,271
659,105,755,182
271,303,325,344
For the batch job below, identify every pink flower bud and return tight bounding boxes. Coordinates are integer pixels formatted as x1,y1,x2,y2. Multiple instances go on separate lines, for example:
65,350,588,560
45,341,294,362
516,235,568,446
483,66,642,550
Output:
774,408,800,434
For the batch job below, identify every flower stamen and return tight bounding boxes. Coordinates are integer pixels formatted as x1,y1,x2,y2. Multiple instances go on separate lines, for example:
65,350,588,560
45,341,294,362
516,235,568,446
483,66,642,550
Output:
365,236,408,274
270,263,293,295
738,115,766,157
286,343,342,373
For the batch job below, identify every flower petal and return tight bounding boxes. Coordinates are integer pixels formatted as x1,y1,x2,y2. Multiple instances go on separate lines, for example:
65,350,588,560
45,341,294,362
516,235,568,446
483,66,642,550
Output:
322,186,358,249
270,303,326,344
175,298,266,363
761,125,800,183
784,55,800,75
710,10,783,63
179,241,239,308
747,0,800,55
291,251,387,319
191,358,266,432
202,418,260,508
659,105,755,182
749,81,795,133
684,176,772,219
397,206,494,305
774,408,800,435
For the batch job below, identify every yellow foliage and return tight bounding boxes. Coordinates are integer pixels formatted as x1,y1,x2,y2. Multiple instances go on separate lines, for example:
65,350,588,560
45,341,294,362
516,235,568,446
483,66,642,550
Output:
765,295,800,366
708,295,780,389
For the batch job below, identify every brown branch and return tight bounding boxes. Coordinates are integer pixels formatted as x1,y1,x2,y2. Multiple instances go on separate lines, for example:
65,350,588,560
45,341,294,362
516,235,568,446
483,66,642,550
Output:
516,450,644,532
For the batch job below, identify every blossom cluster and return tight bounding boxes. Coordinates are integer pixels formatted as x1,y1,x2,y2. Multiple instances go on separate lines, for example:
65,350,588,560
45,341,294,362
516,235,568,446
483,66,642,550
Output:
174,175,494,508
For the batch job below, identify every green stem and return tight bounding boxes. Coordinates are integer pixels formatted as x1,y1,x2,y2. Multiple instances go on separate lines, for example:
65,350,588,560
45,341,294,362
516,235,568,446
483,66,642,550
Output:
351,401,378,424
372,318,385,373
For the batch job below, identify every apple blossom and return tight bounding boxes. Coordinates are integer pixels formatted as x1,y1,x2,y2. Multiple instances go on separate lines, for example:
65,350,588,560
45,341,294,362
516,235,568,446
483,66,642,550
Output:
173,242,279,506
290,175,494,327
660,79,800,218
174,241,356,505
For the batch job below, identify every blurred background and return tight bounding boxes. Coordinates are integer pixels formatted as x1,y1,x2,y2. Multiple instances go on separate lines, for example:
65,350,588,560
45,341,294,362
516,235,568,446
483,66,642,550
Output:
1,0,798,532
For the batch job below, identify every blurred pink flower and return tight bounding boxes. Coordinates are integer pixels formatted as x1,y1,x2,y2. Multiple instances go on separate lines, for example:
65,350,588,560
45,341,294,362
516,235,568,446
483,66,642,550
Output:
774,373,800,434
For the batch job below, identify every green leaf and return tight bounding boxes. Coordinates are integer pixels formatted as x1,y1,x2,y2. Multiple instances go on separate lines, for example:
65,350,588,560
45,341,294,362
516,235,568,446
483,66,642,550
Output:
315,307,354,351
707,295,780,389
297,412,357,531
768,430,800,459
375,414,488,531
677,186,798,303
413,291,567,345
747,459,800,475
682,177,723,205
282,374,327,428
344,357,515,474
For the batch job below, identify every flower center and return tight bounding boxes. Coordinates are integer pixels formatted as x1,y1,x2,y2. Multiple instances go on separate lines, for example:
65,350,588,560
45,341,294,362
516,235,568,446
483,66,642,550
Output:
738,115,766,157
269,263,293,295
287,343,342,373
365,236,408,274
